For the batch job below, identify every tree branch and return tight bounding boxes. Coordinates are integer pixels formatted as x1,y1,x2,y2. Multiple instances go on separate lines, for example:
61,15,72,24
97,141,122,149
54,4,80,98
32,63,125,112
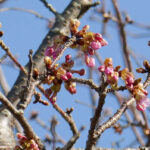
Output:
0,92,45,150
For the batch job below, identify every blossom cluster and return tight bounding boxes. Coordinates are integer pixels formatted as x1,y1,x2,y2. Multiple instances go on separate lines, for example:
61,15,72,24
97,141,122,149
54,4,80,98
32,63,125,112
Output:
98,58,150,111
44,19,108,103
120,68,149,111
45,44,62,60
69,19,108,67
15,133,39,150
44,19,150,111
98,58,119,88
43,54,85,104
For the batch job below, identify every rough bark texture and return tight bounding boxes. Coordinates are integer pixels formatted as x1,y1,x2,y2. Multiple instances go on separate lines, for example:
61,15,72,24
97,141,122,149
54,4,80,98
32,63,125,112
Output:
0,0,94,148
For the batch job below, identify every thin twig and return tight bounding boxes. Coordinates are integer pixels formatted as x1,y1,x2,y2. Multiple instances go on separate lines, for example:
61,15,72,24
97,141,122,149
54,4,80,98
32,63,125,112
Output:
40,0,58,16
0,66,10,95
88,68,97,114
70,77,99,92
0,7,49,21
58,133,80,150
0,39,27,74
112,0,132,72
0,54,7,63
75,99,96,110
106,85,126,93
27,50,33,87
17,50,37,110
144,73,150,89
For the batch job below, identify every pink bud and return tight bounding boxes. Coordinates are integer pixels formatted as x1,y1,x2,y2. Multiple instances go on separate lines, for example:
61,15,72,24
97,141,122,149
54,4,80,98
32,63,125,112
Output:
79,69,85,76
113,74,119,81
49,96,56,104
126,76,134,85
45,88,52,97
69,87,77,94
100,39,108,46
90,40,101,50
88,48,95,55
126,84,133,90
105,67,114,75
85,54,95,67
45,47,54,57
65,54,72,62
136,97,150,111
52,52,58,59
61,74,68,81
95,33,103,41
98,65,105,72
16,133,27,141
82,25,90,32
66,72,72,79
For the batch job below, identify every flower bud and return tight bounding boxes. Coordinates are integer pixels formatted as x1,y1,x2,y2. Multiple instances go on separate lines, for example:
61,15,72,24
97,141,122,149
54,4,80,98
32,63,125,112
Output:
79,69,85,76
90,40,101,50
143,60,150,71
45,47,54,57
85,54,95,67
66,72,72,79
33,68,39,79
44,56,52,68
136,68,147,73
65,54,72,62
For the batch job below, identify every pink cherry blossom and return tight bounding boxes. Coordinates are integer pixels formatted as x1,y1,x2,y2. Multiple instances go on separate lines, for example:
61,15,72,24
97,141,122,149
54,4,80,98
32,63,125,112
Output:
104,67,114,75
90,40,101,50
98,65,105,72
45,46,54,57
61,74,68,81
85,54,95,67
88,48,95,55
65,54,71,62
79,69,85,76
136,97,150,111
100,39,108,46
95,33,103,41
66,72,72,79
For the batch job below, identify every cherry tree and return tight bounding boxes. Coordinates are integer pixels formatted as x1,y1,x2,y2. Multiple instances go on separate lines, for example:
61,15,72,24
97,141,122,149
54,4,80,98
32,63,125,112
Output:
0,0,150,150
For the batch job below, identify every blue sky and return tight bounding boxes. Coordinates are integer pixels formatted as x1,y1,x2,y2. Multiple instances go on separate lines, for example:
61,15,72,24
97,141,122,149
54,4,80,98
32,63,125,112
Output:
0,0,150,149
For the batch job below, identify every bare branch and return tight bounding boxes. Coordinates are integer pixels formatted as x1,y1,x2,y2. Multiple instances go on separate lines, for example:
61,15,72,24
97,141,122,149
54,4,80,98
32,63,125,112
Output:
89,98,135,149
85,83,108,150
0,54,7,63
0,92,45,150
0,39,27,75
0,66,10,95
40,0,58,16
112,0,132,72
70,77,99,92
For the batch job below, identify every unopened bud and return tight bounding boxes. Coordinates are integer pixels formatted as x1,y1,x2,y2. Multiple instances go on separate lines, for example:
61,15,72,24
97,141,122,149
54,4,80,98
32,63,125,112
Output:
33,68,39,79
136,68,147,73
143,60,150,70
65,54,71,62
133,78,142,86
44,56,52,68
114,66,121,72
79,69,85,76
144,128,150,135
